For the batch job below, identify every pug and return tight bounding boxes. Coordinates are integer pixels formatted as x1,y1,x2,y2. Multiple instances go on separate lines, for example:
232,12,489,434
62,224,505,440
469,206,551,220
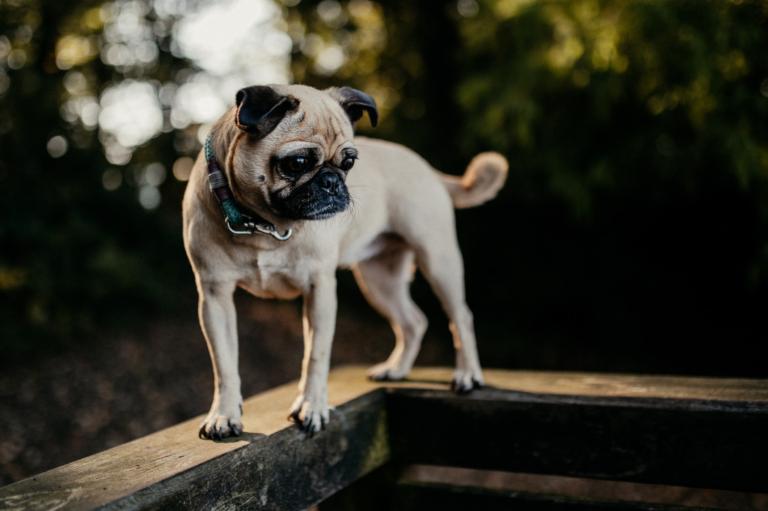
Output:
183,84,508,439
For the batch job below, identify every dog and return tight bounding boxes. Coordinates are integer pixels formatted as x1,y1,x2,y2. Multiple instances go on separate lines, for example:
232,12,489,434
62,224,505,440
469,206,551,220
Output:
182,84,508,438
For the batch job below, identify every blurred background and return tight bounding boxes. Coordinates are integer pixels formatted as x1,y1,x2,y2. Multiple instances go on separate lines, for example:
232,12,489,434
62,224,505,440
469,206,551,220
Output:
1,0,768,486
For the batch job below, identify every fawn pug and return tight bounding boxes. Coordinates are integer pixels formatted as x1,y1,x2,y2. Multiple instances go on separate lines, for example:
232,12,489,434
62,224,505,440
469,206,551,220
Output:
183,84,508,439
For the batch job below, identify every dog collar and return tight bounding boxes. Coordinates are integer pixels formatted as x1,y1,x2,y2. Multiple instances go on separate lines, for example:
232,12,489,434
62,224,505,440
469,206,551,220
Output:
204,131,292,241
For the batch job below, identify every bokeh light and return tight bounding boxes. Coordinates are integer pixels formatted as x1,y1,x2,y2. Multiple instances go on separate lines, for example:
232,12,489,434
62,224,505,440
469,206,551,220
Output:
98,80,163,161
138,184,161,209
102,168,123,190
171,0,291,127
53,0,295,184
172,157,194,181
46,136,68,158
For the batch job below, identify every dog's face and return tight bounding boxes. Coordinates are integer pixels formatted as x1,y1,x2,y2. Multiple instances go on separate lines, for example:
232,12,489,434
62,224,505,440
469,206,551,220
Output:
227,84,378,221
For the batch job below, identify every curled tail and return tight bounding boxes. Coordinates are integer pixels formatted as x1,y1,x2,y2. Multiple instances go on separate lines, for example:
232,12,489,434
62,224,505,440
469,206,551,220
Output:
439,152,508,209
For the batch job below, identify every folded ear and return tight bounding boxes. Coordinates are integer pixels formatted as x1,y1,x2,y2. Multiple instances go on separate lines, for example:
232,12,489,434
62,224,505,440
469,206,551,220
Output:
235,86,299,139
328,87,378,128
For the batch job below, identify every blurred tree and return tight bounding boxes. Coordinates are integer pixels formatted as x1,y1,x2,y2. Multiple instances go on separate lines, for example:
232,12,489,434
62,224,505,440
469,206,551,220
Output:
289,0,768,376
0,0,197,357
286,0,465,170
450,0,768,375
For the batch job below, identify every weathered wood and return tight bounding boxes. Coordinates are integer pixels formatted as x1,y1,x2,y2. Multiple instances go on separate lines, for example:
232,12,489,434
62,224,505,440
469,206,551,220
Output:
1,367,766,510
0,368,393,511
398,465,768,510
476,369,768,402
391,481,715,511
386,387,768,493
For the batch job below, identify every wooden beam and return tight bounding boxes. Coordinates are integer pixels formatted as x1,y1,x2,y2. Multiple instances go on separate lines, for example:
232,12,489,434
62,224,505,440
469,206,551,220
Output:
387,385,768,493
1,367,766,510
422,367,768,402
0,367,392,511
391,480,714,511
398,465,768,510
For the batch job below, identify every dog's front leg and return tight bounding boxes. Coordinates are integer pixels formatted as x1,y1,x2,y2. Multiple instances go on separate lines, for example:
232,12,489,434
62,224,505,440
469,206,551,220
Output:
197,280,243,440
289,273,337,433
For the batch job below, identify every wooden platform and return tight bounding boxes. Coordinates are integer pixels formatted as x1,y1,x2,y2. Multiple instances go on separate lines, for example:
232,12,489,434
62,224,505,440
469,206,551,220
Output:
1,366,766,510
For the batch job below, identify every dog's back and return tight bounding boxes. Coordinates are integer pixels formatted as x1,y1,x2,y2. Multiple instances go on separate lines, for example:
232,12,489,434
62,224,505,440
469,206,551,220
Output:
352,136,507,209
341,136,507,254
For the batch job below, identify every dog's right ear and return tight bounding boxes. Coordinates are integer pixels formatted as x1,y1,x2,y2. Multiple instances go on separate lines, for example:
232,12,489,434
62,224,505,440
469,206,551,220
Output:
235,86,299,139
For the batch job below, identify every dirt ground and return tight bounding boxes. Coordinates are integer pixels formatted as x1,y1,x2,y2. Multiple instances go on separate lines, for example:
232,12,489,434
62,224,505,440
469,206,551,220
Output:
0,291,453,488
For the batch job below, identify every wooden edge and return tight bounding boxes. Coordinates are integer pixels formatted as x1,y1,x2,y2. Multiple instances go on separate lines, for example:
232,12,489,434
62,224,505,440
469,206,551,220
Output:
0,368,381,511
1,366,766,510
479,369,768,402
399,465,768,511
385,388,768,493
104,388,391,511
395,366,768,402
392,480,716,511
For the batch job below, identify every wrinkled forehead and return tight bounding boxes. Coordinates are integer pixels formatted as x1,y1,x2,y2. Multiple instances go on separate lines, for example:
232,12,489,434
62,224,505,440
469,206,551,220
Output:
270,85,355,156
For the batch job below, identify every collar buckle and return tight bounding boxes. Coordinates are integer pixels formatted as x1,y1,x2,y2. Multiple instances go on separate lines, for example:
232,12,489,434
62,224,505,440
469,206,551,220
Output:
253,222,293,241
225,216,293,241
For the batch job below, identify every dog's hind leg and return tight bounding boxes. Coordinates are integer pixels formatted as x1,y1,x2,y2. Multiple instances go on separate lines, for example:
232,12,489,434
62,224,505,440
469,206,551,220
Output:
353,241,428,381
414,236,484,393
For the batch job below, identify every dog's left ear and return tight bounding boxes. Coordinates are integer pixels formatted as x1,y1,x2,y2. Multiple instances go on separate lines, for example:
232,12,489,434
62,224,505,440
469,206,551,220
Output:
235,86,299,139
328,87,378,128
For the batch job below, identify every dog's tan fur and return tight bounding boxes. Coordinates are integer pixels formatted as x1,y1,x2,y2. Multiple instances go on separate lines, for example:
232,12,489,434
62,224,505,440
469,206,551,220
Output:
183,84,507,437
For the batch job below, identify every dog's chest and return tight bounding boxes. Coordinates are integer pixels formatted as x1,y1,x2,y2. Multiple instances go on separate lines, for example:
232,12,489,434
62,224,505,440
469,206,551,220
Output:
237,252,305,300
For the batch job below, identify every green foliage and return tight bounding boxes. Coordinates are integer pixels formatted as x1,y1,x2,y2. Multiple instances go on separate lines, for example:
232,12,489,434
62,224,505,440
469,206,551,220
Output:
291,0,768,374
456,0,768,214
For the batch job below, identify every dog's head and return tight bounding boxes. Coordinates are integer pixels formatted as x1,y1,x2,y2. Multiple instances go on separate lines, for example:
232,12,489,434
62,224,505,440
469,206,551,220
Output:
223,84,377,221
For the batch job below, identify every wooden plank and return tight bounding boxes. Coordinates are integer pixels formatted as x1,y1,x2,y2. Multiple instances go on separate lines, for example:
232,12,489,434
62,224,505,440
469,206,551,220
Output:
109,390,389,511
386,387,768,494
319,462,768,511
417,367,768,402
0,367,392,511
1,366,766,509
400,465,768,511
392,480,714,511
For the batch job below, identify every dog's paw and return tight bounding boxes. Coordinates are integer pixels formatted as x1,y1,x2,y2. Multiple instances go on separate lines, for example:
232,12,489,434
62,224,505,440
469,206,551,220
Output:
451,369,484,394
199,414,243,441
367,361,410,382
288,394,329,435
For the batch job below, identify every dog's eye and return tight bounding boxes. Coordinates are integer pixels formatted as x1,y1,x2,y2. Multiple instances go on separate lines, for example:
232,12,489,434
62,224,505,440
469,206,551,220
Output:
287,156,309,173
340,157,355,171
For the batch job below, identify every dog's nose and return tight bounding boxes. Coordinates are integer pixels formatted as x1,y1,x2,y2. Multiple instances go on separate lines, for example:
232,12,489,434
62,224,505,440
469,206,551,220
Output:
318,169,340,194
